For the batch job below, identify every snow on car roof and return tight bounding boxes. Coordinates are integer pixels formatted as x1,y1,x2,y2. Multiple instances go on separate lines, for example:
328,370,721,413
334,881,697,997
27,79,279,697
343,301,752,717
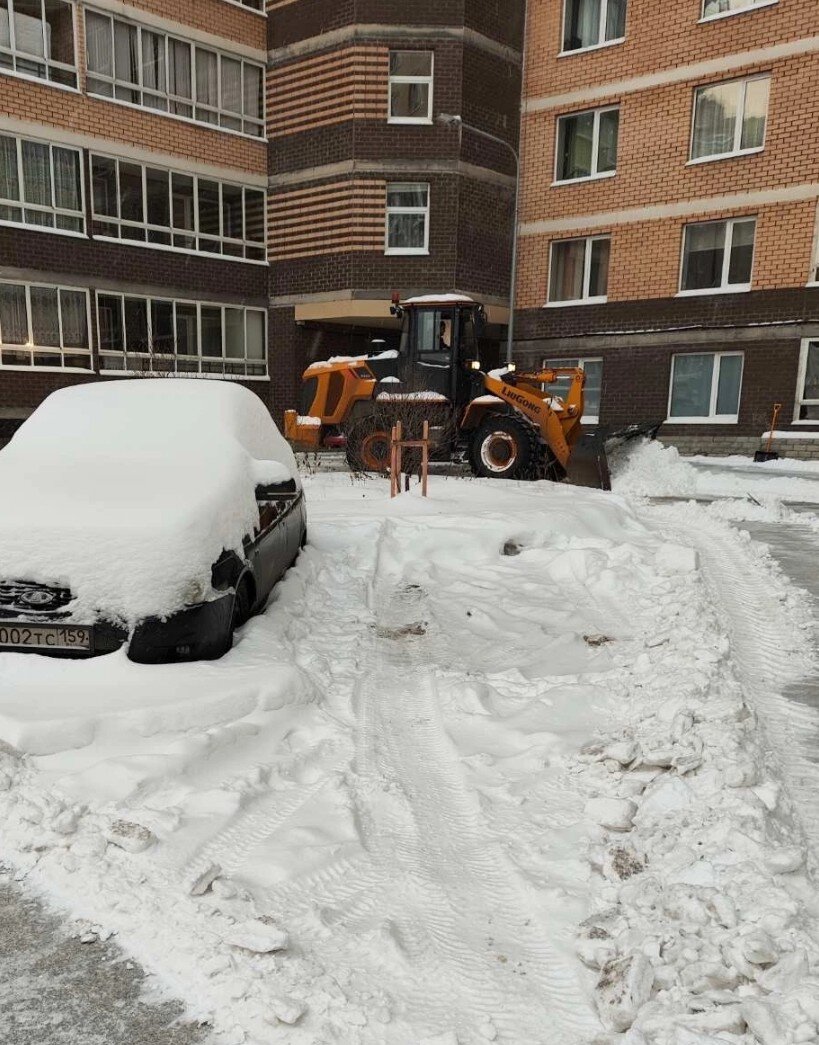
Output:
0,380,297,626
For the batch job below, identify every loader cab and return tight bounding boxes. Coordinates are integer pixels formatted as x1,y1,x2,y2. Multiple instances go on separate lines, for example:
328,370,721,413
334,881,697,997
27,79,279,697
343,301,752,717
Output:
392,297,485,403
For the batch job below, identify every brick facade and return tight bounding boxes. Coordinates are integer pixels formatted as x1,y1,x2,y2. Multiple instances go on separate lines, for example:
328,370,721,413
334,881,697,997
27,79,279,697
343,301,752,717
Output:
0,0,269,441
516,0,819,456
266,0,525,419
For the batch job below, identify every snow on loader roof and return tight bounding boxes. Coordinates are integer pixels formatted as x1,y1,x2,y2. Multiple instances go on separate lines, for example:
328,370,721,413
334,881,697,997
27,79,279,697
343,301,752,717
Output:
0,380,297,626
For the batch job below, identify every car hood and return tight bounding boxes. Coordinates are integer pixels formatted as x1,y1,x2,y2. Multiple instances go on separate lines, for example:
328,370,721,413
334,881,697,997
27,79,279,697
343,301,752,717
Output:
0,449,280,627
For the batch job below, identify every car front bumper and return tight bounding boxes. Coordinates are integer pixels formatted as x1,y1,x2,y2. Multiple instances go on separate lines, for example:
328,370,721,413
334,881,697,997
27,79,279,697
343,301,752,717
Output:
0,596,233,665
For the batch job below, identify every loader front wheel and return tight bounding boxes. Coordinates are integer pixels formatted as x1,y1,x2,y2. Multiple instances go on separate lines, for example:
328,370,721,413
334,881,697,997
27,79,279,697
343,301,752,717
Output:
469,415,540,481
346,418,392,473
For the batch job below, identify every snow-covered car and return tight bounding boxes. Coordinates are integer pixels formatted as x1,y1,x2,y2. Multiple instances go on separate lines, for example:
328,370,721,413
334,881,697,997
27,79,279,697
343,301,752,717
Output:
0,380,306,664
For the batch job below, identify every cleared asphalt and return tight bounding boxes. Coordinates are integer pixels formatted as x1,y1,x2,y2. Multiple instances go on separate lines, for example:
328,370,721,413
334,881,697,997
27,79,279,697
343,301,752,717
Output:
0,871,209,1045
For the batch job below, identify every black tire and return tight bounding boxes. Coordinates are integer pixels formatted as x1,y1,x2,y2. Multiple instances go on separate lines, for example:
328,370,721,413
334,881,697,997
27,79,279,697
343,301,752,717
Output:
468,414,543,481
346,417,392,473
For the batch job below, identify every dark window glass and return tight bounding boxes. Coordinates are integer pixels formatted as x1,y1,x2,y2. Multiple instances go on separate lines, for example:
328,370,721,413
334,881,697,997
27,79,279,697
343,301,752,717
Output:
200,306,222,357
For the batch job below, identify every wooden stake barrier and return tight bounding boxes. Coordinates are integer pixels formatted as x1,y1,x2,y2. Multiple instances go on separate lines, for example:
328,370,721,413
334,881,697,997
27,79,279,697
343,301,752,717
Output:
390,420,430,498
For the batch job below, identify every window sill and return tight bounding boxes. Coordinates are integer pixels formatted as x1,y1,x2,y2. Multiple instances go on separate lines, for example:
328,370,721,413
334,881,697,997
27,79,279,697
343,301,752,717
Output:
552,170,617,187
698,0,777,23
676,285,751,297
387,117,434,126
582,417,600,425
0,363,93,374
545,297,607,308
98,368,270,382
666,417,739,425
686,147,764,167
385,249,430,256
0,67,80,94
558,38,625,58
92,234,269,265
86,92,267,145
791,418,819,426
0,220,87,240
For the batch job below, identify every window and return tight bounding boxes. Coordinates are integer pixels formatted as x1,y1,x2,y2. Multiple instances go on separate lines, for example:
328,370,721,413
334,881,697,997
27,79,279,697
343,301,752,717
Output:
701,0,776,20
85,10,264,137
0,0,76,87
90,154,265,261
691,75,770,162
556,106,619,182
796,341,819,423
548,235,610,305
386,183,429,254
668,352,743,423
562,0,626,53
389,51,433,124
0,280,90,369
96,293,267,378
680,217,755,294
0,133,83,233
223,0,264,9
544,357,603,422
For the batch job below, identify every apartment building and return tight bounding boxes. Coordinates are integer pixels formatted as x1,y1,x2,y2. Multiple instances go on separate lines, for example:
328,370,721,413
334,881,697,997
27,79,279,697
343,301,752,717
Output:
0,0,269,444
266,0,525,418
514,0,819,455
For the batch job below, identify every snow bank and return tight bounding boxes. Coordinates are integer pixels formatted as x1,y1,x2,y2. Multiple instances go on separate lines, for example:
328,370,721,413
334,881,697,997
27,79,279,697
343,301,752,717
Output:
0,473,817,1044
612,440,819,503
0,380,297,624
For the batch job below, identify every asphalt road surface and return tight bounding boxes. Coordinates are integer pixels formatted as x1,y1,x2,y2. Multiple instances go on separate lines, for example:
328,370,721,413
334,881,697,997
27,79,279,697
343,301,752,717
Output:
0,871,209,1045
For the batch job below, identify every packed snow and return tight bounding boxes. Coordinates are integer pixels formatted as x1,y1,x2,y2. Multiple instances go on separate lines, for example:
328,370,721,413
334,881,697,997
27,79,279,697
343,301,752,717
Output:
0,381,296,624
0,458,818,1044
612,440,819,504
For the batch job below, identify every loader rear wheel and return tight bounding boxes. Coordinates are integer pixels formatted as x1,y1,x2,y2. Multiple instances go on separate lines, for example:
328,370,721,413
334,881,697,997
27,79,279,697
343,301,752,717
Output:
469,415,540,481
346,419,391,473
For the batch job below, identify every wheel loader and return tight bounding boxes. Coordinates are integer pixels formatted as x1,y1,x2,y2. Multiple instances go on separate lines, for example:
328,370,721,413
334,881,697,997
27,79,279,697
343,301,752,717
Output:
284,295,659,489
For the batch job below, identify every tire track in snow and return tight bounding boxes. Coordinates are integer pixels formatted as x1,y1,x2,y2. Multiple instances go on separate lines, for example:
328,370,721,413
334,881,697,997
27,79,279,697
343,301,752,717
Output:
653,507,819,857
346,576,600,1044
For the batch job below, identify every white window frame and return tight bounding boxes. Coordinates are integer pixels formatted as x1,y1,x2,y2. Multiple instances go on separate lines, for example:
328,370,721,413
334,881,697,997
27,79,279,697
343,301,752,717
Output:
554,105,619,185
667,351,744,424
385,182,430,256
678,216,756,297
0,132,85,237
699,0,777,23
89,153,267,263
560,0,627,56
95,291,268,380
0,0,79,91
546,235,610,307
544,356,603,424
388,51,434,125
689,74,770,165
220,0,266,14
84,9,265,140
794,339,819,425
0,279,92,372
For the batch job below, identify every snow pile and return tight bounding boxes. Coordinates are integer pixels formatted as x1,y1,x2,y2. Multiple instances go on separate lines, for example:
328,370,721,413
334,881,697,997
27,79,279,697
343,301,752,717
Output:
613,441,819,503
0,381,296,624
0,475,817,1043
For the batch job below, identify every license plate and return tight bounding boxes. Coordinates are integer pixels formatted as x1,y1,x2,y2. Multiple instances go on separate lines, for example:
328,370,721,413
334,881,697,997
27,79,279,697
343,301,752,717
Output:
0,624,92,652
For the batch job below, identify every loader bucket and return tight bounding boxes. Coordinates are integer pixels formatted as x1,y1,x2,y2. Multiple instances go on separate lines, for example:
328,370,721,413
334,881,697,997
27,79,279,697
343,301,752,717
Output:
566,421,664,491
566,430,613,490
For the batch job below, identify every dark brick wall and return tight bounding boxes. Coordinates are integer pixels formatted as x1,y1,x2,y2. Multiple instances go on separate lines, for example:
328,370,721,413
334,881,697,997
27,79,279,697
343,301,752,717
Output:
514,288,819,437
0,228,268,304
515,287,819,341
269,0,526,50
